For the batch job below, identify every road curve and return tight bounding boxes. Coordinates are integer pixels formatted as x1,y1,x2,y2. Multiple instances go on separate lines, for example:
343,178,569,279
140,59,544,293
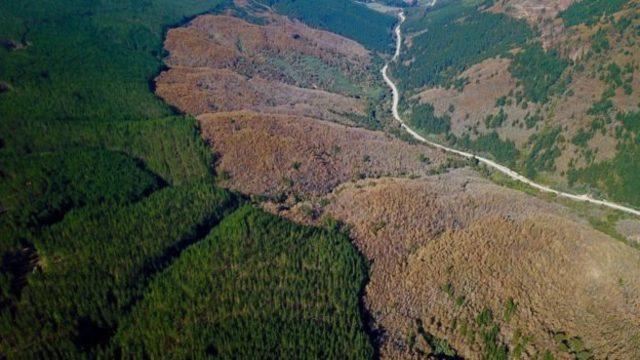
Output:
382,11,640,217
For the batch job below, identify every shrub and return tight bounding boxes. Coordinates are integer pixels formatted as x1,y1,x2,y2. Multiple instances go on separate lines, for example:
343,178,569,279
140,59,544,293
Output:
410,102,451,134
509,43,569,103
524,110,543,129
394,1,531,89
458,132,520,167
560,0,629,27
571,129,593,147
485,108,508,128
503,297,518,322
476,308,493,327
524,127,562,178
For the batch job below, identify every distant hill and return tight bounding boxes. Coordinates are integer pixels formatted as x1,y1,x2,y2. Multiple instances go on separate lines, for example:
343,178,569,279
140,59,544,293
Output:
394,0,640,208
257,0,396,52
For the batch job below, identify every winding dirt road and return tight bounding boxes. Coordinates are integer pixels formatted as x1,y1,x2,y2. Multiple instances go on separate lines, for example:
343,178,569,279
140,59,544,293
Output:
382,11,640,217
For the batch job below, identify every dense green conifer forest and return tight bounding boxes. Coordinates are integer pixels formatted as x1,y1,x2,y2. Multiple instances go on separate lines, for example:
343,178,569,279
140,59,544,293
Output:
393,0,532,90
0,0,375,357
116,206,372,359
259,0,396,52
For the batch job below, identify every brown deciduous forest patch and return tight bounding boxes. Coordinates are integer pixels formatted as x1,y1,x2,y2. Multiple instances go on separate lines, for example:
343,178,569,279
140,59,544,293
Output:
156,13,379,125
198,111,446,198
289,170,640,359
156,67,365,124
163,14,371,68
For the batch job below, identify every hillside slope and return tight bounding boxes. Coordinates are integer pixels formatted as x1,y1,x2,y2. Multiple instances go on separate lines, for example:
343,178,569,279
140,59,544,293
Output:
0,0,377,357
198,111,447,198
151,2,640,358
4,0,637,358
279,170,640,359
156,5,451,201
156,11,386,128
257,0,397,52
395,0,640,209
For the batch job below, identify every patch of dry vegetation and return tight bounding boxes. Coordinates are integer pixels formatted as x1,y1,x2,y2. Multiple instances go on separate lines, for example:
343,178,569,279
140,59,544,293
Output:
616,219,640,245
156,13,380,125
490,0,575,48
156,67,364,124
198,111,447,198
164,14,371,66
414,58,534,146
282,170,640,359
490,0,575,22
